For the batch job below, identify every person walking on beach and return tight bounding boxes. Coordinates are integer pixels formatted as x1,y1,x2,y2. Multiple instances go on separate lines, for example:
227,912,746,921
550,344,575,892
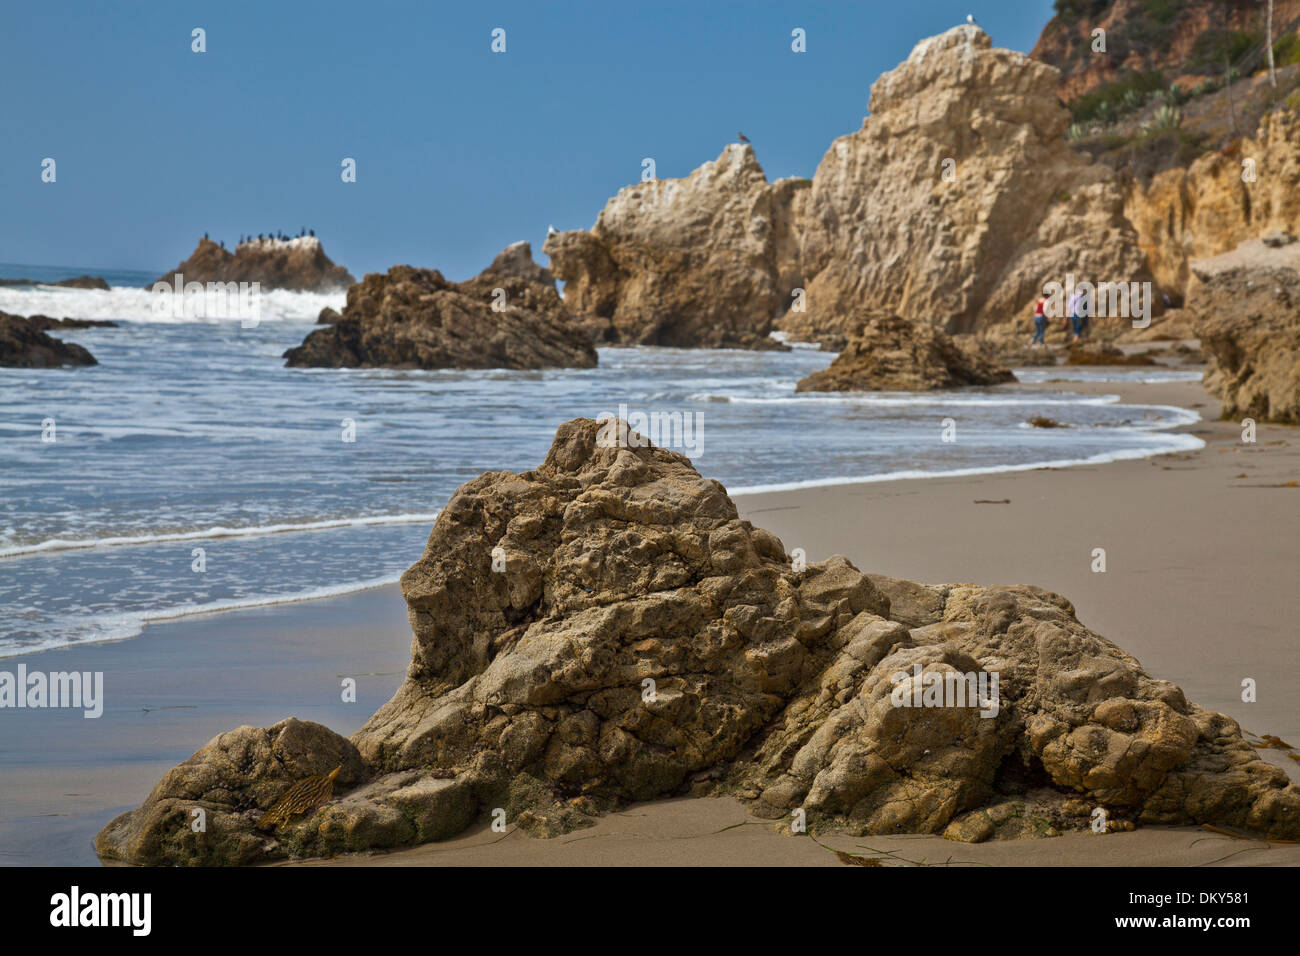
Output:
1067,287,1087,343
1029,294,1048,346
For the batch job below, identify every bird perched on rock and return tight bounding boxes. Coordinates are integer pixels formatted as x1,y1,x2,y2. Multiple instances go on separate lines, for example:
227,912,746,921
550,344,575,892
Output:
257,764,342,830
966,14,978,25
547,224,558,236
737,132,750,144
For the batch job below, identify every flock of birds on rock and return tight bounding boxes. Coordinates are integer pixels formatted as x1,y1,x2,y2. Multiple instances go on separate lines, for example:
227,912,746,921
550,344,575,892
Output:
229,228,316,245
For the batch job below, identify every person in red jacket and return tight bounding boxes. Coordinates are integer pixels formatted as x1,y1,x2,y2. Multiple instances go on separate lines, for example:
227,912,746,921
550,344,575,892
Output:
1029,295,1048,346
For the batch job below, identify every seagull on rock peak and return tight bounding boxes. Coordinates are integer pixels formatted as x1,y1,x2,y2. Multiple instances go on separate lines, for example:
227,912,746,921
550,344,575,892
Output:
547,225,558,236
966,14,978,25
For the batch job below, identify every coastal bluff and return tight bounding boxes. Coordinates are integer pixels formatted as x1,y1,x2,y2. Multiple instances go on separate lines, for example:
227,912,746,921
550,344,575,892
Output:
283,242,597,371
96,418,1300,865
150,235,354,292
545,25,1152,349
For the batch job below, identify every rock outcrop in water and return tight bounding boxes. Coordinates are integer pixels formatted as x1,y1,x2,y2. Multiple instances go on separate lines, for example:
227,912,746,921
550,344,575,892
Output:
151,236,354,292
795,315,1015,392
0,312,97,368
1192,237,1300,424
96,418,1300,865
282,242,597,371
0,275,109,290
543,144,804,349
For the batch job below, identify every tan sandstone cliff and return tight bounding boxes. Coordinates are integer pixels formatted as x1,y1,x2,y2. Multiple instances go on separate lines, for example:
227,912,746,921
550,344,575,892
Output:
796,25,1153,341
1124,110,1300,300
548,27,1154,349
1191,236,1300,422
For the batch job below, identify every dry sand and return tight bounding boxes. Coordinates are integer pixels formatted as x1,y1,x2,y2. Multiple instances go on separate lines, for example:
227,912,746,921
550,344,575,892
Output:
3,378,1296,867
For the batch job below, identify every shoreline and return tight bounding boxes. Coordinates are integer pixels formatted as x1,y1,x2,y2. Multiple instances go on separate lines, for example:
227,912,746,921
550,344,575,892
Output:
1,371,1204,659
3,376,1298,866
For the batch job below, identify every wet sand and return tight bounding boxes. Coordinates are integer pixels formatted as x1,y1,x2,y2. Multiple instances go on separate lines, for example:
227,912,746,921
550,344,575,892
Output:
3,377,1297,866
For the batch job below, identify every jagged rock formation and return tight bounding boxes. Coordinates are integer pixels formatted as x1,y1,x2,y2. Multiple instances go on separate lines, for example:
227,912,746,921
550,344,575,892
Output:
283,242,597,371
0,312,97,368
1192,237,1300,423
541,27,1155,348
96,418,1300,865
543,145,806,349
151,236,354,292
1124,110,1300,300
795,26,1153,339
795,315,1015,392
0,275,109,290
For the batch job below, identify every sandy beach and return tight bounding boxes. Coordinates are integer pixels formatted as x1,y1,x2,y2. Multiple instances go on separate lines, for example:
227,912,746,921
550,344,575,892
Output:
3,377,1297,867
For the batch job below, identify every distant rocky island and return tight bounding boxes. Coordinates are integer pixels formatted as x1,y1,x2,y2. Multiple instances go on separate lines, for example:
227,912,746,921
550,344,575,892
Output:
283,242,596,371
151,235,354,292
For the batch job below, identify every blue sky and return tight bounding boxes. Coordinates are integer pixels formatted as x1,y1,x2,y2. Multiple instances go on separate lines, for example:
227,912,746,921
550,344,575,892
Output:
2,0,1056,280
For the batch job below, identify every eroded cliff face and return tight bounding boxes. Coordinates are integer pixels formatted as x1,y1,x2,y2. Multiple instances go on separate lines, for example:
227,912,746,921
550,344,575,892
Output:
798,26,1152,338
544,145,807,349
548,27,1153,348
1192,237,1300,423
1124,110,1300,299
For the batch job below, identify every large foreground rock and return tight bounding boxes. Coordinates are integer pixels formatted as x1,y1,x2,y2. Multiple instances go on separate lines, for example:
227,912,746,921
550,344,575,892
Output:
151,236,354,292
795,315,1015,392
283,242,597,371
1192,238,1300,424
97,419,1300,864
544,145,804,349
0,311,97,368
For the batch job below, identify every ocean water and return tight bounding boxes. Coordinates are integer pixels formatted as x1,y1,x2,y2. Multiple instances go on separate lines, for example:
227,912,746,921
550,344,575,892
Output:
0,277,1204,657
